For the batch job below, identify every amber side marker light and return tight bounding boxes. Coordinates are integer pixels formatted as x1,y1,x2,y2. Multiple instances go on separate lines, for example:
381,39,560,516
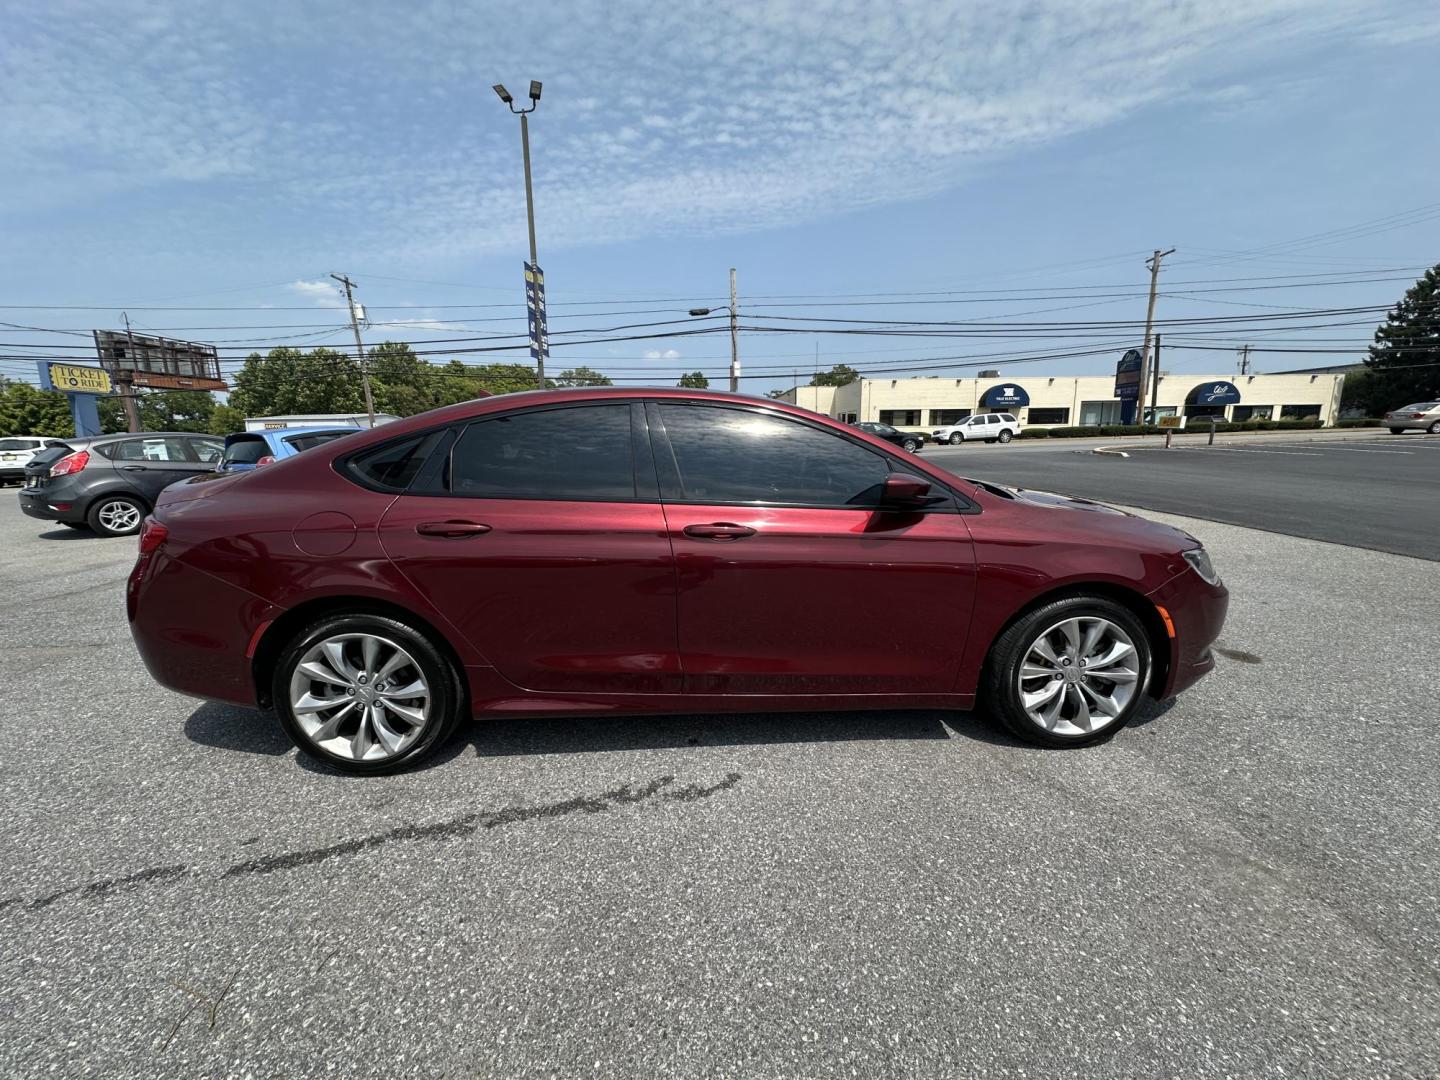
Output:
1155,605,1177,638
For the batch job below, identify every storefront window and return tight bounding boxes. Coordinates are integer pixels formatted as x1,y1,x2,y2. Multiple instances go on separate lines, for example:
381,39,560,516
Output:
878,410,921,426
1027,407,1070,425
1280,404,1321,420
1079,401,1122,425
1232,405,1273,421
929,409,970,426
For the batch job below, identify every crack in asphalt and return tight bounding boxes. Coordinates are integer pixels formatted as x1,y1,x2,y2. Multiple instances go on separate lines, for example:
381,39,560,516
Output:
3,773,743,912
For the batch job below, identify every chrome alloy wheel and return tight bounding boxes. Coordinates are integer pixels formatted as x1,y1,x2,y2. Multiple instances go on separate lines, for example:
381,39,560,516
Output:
97,500,142,533
1017,616,1142,736
287,633,431,762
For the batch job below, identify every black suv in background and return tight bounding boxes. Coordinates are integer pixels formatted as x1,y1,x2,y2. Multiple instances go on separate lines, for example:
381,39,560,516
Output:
19,432,223,537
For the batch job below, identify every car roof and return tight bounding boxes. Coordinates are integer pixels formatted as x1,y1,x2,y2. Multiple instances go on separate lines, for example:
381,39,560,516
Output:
86,431,215,445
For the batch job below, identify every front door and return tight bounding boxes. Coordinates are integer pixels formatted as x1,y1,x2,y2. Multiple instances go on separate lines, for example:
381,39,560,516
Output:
648,402,977,695
378,402,681,695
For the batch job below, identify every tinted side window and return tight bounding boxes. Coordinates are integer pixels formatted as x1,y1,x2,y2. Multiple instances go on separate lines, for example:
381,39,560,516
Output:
284,432,347,452
347,430,445,492
223,437,269,465
450,405,635,500
657,404,889,507
113,437,191,461
190,438,224,463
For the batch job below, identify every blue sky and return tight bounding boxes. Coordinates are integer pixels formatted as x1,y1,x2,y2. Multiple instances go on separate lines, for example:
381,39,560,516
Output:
3,0,1439,396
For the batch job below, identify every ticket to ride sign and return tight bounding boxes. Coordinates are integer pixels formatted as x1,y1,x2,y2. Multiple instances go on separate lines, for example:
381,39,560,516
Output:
46,363,112,395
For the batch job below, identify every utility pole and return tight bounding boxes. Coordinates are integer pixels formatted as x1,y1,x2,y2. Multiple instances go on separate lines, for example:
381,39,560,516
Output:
728,267,740,392
118,312,142,433
1151,333,1162,418
331,273,376,428
1238,344,1251,376
1137,247,1175,425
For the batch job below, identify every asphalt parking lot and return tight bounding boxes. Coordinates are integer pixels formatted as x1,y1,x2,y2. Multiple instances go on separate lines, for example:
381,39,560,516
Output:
925,431,1440,561
2,492,1438,1079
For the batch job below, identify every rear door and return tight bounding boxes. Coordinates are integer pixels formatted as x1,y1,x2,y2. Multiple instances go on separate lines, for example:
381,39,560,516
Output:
109,436,207,502
377,402,682,694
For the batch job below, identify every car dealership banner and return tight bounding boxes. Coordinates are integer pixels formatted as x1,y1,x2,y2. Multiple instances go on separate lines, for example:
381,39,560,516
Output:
524,262,549,365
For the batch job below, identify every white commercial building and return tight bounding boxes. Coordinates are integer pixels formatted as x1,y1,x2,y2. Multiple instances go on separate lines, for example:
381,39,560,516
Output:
781,371,1345,429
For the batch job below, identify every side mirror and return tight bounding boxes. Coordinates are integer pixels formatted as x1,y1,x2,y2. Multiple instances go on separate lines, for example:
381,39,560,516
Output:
879,472,933,508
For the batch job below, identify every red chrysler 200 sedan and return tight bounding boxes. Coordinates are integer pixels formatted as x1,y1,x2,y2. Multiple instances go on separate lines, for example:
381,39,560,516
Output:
128,388,1228,774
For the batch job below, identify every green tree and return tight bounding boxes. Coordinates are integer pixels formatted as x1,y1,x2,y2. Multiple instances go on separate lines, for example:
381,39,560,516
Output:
228,347,364,417
0,382,74,437
367,341,440,417
209,403,246,435
1367,264,1440,408
137,390,216,433
677,371,709,388
809,364,859,387
554,366,613,387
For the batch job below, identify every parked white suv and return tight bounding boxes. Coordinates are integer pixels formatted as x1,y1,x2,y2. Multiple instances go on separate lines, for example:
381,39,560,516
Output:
0,437,66,485
932,413,1022,445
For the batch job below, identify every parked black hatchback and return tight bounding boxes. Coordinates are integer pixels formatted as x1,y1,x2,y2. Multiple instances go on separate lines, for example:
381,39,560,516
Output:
19,432,224,536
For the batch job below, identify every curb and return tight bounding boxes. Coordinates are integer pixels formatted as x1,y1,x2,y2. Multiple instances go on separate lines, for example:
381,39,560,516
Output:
1090,446,1129,458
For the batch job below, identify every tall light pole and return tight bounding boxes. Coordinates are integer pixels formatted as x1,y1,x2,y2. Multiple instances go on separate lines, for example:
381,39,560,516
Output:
494,80,548,389
688,268,740,391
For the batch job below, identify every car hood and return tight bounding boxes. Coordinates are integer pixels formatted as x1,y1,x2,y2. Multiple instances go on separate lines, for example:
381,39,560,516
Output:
1007,486,1134,516
965,478,1198,555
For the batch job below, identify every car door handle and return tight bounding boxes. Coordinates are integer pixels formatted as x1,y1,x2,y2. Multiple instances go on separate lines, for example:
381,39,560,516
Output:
682,523,756,541
416,520,492,538
121,465,148,471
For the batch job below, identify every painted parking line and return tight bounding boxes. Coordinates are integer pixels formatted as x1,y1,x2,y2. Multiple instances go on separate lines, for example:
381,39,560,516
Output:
1261,445,1413,454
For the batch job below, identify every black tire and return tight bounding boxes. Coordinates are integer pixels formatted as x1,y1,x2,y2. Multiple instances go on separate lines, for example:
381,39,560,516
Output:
983,596,1152,748
1389,428,1406,435
271,612,465,775
949,433,964,446
1428,420,1440,435
86,494,147,537
902,438,919,453
997,430,1013,444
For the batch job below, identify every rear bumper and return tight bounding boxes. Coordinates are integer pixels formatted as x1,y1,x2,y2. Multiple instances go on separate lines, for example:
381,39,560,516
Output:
1148,569,1229,698
128,547,279,707
18,488,83,523
1385,418,1432,430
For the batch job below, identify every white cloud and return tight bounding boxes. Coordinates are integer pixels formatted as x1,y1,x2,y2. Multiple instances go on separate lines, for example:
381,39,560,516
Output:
0,0,1409,262
644,348,682,360
287,279,342,304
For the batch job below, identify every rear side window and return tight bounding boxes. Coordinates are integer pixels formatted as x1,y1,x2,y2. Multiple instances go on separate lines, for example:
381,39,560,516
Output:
347,430,445,492
657,404,889,507
1000,414,1017,423
449,404,635,500
112,437,192,461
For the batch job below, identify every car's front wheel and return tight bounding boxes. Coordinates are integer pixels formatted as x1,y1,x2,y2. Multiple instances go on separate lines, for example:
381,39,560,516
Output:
87,495,146,537
997,430,1014,444
948,433,964,445
902,438,920,453
272,613,464,774
984,597,1151,747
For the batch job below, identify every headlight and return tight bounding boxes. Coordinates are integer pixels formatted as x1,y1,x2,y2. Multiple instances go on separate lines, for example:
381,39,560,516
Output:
1182,547,1220,586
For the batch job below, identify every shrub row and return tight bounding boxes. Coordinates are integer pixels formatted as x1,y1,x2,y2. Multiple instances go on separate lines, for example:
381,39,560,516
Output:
1336,418,1384,428
1017,418,1328,437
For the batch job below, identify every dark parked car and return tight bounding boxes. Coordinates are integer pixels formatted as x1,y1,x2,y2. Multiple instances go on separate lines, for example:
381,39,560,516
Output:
20,432,224,536
128,388,1227,774
854,421,925,452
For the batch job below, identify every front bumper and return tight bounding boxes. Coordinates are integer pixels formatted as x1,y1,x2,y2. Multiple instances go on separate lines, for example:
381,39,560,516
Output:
1147,568,1229,699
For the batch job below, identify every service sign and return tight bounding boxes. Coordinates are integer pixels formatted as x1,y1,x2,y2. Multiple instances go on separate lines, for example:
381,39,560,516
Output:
47,363,112,395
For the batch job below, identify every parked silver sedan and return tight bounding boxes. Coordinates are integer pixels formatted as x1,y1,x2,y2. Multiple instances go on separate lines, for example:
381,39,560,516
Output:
1385,402,1440,435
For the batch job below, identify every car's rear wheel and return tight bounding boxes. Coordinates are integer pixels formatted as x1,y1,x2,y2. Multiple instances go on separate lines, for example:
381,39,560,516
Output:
948,433,964,445
272,613,464,774
87,495,146,537
1428,420,1440,435
902,438,919,453
1389,428,1406,435
984,597,1151,747
997,430,1013,444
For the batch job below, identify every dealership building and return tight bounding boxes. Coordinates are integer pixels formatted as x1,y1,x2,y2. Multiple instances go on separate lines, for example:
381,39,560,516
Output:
780,370,1347,429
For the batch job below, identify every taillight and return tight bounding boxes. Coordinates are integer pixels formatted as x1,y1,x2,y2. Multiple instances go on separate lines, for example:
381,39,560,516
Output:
255,455,276,467
50,449,89,476
1412,413,1426,419
138,517,169,556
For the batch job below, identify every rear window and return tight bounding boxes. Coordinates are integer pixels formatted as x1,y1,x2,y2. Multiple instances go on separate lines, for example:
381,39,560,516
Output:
223,437,270,465
283,431,350,453
1000,414,1017,423
346,430,445,492
0,438,40,451
1398,402,1438,411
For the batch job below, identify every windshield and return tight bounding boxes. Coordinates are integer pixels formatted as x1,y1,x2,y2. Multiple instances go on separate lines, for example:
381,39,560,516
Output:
222,437,271,465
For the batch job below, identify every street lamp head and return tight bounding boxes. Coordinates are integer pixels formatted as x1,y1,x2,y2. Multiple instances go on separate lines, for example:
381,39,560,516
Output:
492,84,514,105
529,80,543,102
688,307,712,317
